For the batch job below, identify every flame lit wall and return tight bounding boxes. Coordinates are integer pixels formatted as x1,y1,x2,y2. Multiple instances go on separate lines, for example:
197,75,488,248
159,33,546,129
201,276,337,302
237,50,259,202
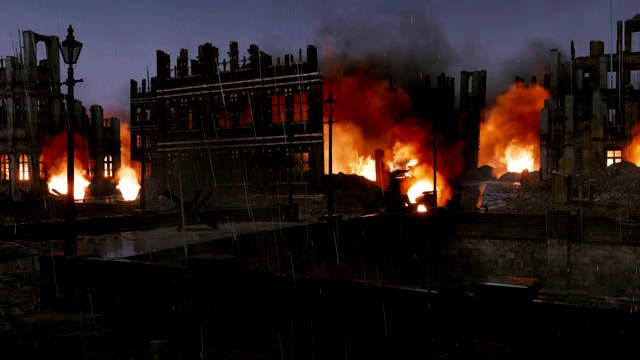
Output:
41,131,92,181
478,82,549,177
321,38,464,206
626,126,640,166
104,105,141,201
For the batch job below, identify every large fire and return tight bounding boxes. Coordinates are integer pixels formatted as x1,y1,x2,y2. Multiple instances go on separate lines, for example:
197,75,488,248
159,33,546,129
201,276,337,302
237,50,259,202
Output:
47,165,91,200
42,108,141,202
321,43,462,208
43,132,92,200
115,119,141,201
479,82,549,177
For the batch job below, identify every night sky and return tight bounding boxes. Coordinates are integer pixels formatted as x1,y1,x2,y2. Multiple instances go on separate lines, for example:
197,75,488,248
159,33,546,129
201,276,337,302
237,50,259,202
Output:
0,0,638,120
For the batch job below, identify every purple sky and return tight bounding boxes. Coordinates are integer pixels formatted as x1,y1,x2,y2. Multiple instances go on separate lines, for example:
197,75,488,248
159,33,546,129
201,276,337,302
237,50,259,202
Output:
1,0,638,119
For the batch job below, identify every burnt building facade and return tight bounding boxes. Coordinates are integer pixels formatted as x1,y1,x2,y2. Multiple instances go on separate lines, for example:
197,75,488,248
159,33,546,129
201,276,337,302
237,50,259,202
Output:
541,14,640,177
0,30,121,200
130,41,323,200
421,70,487,174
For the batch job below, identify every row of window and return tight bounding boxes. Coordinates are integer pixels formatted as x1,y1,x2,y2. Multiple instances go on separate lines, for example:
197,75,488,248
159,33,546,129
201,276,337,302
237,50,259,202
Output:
145,92,310,131
0,153,116,181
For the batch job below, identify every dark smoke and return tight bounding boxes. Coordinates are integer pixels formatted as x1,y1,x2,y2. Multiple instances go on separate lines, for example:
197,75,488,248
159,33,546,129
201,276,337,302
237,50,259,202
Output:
317,9,455,98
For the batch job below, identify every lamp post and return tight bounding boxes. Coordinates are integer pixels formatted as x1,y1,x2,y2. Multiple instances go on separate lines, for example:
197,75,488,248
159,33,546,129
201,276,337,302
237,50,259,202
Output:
325,93,336,216
60,25,83,256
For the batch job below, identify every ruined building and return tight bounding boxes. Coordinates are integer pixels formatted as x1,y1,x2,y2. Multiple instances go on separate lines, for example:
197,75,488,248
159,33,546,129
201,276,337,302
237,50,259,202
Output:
0,30,121,200
130,41,323,198
460,70,487,172
422,70,487,174
541,13,640,177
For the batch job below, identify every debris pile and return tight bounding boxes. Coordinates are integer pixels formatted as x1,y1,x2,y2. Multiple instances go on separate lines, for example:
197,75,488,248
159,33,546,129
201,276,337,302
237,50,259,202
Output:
491,161,640,219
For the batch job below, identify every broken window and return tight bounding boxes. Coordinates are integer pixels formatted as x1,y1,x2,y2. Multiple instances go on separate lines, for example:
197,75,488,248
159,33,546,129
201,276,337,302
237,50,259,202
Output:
37,98,50,124
145,161,152,178
218,110,232,128
607,108,620,127
293,92,308,122
103,118,112,128
188,110,194,129
39,154,46,180
293,150,310,182
606,149,622,166
631,70,640,90
607,71,617,89
0,101,6,125
18,153,29,181
632,31,640,53
271,93,286,124
104,155,113,178
0,154,10,180
238,98,253,126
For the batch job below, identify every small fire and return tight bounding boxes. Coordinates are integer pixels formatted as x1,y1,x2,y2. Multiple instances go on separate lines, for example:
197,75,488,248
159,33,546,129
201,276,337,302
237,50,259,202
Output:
505,142,534,173
48,166,90,200
349,154,376,181
116,164,140,201
626,127,640,166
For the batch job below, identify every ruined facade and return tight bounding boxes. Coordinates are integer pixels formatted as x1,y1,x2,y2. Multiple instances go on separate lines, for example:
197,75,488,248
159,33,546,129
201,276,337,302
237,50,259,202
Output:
130,41,323,199
541,14,640,178
460,70,487,172
0,30,121,199
422,70,487,174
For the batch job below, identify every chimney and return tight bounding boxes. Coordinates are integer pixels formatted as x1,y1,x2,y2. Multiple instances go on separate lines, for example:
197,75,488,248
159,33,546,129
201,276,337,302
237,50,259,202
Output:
228,41,239,72
177,49,189,77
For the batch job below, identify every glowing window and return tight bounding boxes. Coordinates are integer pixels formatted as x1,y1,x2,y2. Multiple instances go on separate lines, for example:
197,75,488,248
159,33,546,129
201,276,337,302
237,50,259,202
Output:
271,94,286,124
239,100,253,126
104,155,113,178
606,150,622,166
293,92,308,122
39,154,46,180
218,111,232,128
0,154,10,180
18,153,29,181
145,162,152,177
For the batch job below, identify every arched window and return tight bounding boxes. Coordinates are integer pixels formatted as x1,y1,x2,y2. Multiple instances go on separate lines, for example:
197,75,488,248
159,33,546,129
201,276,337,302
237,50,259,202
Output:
39,154,46,180
18,153,29,181
104,155,113,178
0,154,10,180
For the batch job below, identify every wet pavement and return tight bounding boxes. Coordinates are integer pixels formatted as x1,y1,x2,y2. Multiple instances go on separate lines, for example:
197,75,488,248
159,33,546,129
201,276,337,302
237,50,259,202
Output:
71,221,299,259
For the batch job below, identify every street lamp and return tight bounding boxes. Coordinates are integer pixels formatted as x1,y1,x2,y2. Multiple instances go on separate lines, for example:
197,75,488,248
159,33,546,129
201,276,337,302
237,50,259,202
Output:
324,93,336,216
60,24,83,256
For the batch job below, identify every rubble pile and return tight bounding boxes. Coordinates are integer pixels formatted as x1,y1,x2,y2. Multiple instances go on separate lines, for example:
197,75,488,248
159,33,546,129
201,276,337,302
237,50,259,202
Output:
492,161,640,218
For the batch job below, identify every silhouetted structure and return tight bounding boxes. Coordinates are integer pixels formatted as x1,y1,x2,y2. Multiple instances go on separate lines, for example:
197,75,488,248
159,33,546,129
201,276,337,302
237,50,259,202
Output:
130,42,324,199
541,13,640,178
0,30,121,200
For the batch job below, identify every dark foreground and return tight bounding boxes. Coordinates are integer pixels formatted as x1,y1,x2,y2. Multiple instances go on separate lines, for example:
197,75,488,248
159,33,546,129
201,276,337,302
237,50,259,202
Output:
2,267,640,360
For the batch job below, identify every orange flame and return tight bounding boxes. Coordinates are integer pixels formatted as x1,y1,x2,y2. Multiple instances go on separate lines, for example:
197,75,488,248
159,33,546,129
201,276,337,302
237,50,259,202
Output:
504,142,534,173
43,131,92,200
349,154,376,181
47,163,91,200
115,120,141,201
479,82,549,176
116,165,140,201
626,127,640,166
